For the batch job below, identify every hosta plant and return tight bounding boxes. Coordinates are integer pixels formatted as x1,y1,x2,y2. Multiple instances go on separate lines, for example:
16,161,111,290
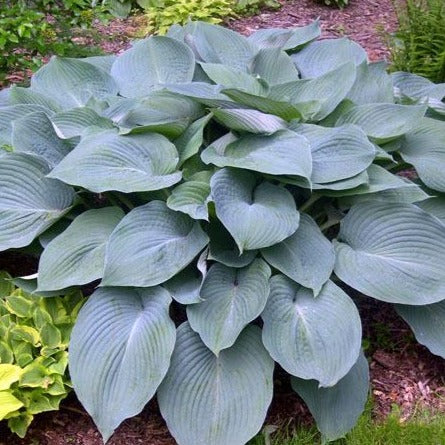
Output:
1,20,445,445
0,272,83,437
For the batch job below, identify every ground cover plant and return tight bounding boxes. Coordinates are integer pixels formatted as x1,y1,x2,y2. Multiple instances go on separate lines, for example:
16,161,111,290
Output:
0,272,83,437
1,19,445,445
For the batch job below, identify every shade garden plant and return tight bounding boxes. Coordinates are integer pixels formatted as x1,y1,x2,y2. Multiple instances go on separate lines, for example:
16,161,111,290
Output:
1,19,445,445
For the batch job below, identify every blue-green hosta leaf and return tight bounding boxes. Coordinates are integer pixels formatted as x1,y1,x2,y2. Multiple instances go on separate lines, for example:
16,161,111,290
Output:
51,107,114,139
110,36,195,98
167,172,211,220
157,322,274,445
0,104,52,146
211,108,287,134
417,197,445,224
311,170,369,191
31,57,118,109
37,207,124,292
399,118,445,192
262,276,361,387
336,103,427,142
183,21,256,71
11,112,71,166
187,259,271,354
48,129,181,193
117,91,203,138
82,55,117,74
262,214,335,295
291,352,369,442
163,266,203,305
392,71,445,101
347,62,394,105
175,114,213,166
211,168,300,252
70,286,176,442
395,301,445,359
102,200,209,287
0,153,74,251
291,37,367,78
222,88,303,120
290,123,375,184
202,130,312,179
8,85,61,111
208,221,258,268
247,20,320,50
270,63,357,120
334,202,445,304
200,63,267,95
251,48,299,85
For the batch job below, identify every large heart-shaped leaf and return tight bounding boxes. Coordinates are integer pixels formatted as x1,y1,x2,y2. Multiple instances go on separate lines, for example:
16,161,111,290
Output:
262,214,335,295
8,85,61,111
336,104,427,142
261,275,361,387
248,20,320,51
110,36,195,98
0,153,74,251
291,37,367,78
48,129,181,193
290,123,375,184
31,57,118,109
211,168,300,252
291,351,369,442
12,111,71,167
157,322,274,445
392,71,445,101
202,130,312,179
251,48,299,85
395,301,445,359
37,207,124,291
334,202,445,304
399,118,445,192
417,197,445,224
187,259,271,354
70,286,176,442
102,200,209,287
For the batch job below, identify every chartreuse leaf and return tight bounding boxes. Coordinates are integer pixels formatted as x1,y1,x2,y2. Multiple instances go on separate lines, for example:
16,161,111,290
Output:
12,111,71,167
70,287,176,442
111,37,195,98
211,168,300,252
291,352,369,442
158,322,274,445
395,301,445,359
248,20,320,50
187,259,271,354
399,118,445,192
262,214,335,295
291,37,367,78
37,207,124,292
0,271,14,296
261,276,361,387
31,57,118,109
251,48,299,85
0,391,24,420
334,202,445,304
51,107,114,139
270,63,357,120
0,364,23,390
167,171,211,220
202,130,312,179
103,201,209,287
0,153,74,251
48,129,181,193
211,108,287,134
336,104,427,142
290,123,375,184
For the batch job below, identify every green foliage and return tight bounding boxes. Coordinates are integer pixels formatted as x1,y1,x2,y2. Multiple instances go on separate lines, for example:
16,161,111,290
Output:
1,20,445,445
0,272,83,437
387,0,445,83
315,0,349,9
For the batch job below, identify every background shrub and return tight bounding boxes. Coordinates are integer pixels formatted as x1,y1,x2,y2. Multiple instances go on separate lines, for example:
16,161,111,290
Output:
315,0,349,9
0,272,83,437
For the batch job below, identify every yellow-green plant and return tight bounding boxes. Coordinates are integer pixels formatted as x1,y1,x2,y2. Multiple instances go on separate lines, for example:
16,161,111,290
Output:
0,272,83,437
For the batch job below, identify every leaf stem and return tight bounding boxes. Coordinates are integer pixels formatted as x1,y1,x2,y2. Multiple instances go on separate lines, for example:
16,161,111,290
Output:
299,193,320,213
320,219,341,232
